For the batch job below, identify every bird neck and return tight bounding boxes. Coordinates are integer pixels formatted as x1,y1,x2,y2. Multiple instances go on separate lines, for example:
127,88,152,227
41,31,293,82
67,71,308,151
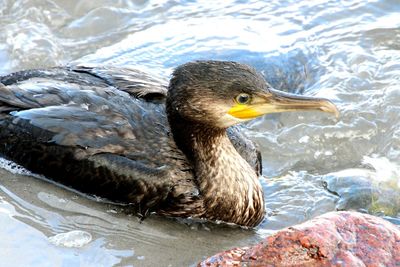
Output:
168,115,265,227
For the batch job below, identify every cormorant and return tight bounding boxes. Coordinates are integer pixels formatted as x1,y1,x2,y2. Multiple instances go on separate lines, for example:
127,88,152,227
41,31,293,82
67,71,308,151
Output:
0,61,338,227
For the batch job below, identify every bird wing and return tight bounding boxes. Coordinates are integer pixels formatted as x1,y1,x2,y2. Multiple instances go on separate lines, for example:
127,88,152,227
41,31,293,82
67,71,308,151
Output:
0,76,194,213
0,65,168,102
71,65,168,101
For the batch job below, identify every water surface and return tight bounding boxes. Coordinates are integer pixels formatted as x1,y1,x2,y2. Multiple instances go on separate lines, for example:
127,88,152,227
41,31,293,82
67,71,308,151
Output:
1,0,400,266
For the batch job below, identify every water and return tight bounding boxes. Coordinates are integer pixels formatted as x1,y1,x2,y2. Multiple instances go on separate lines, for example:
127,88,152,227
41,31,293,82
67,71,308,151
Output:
0,0,399,266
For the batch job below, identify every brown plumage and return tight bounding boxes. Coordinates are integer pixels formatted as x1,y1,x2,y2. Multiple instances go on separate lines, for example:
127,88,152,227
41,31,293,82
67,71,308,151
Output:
0,60,337,227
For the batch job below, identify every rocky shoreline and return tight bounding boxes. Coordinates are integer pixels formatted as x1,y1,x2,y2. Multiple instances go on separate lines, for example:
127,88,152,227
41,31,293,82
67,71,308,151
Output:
199,211,400,266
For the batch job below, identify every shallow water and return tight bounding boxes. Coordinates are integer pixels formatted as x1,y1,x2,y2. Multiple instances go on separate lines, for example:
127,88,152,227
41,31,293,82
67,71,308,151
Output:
0,0,400,266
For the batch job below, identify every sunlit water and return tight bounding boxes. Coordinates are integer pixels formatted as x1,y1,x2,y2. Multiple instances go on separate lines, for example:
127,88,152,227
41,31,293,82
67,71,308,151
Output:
0,0,399,266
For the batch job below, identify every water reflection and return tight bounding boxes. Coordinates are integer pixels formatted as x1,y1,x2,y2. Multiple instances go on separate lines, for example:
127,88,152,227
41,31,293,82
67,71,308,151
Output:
0,0,399,266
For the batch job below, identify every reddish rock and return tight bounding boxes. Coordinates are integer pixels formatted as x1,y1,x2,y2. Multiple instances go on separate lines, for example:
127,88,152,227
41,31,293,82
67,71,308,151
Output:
199,211,400,267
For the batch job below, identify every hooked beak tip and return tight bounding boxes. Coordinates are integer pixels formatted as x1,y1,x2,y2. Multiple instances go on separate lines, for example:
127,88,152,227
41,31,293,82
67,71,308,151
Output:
320,100,340,119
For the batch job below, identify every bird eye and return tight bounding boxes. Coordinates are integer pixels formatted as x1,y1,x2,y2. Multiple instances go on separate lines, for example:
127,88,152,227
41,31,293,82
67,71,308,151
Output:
235,93,251,104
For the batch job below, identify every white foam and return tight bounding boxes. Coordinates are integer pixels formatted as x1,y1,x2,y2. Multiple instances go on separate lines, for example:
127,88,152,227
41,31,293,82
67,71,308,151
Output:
0,157,34,176
48,230,92,248
362,156,400,189
298,135,310,143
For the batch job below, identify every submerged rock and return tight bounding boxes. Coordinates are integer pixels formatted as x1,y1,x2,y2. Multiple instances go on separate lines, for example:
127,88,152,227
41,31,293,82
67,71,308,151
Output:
323,161,400,217
198,211,400,266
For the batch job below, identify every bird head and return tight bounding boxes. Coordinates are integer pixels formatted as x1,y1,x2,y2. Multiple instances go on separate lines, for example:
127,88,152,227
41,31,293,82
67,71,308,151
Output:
167,60,338,128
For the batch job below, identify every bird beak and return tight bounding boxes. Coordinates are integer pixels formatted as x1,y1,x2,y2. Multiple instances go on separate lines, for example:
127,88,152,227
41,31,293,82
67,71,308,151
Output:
228,88,339,119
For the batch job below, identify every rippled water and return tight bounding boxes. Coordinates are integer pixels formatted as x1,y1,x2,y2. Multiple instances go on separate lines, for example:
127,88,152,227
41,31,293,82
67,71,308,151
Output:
1,0,400,266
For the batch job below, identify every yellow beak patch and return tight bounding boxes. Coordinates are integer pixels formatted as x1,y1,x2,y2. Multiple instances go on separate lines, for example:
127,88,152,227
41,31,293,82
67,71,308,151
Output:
227,104,262,119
